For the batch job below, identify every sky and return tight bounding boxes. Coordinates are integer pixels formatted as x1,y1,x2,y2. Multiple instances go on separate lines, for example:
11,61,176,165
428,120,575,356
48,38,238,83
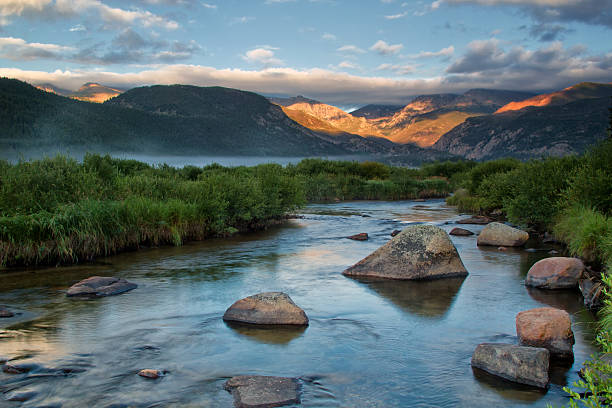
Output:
0,0,611,106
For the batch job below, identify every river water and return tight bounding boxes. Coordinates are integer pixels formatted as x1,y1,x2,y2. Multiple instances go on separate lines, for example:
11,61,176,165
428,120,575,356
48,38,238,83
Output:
0,200,597,407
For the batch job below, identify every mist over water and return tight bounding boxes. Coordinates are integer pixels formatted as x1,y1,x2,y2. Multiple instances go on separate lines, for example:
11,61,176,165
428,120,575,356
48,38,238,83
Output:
0,200,597,407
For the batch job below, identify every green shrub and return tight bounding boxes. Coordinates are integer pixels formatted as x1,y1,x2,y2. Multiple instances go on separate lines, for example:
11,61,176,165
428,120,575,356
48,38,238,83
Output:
554,206,612,264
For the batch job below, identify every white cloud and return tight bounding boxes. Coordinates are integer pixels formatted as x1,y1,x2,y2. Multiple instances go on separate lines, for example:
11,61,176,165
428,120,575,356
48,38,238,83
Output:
322,33,336,41
376,63,416,75
242,47,283,66
0,36,74,60
370,40,403,55
202,2,217,9
231,16,255,24
69,23,86,31
408,45,455,58
337,45,366,54
0,0,179,29
385,11,408,19
337,60,359,69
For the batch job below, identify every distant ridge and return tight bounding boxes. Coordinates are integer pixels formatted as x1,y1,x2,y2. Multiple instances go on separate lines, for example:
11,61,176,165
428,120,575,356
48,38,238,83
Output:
36,81,123,103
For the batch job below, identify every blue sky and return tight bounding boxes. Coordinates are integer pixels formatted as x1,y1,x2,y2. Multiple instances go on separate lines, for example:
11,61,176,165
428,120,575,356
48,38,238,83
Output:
1,0,611,106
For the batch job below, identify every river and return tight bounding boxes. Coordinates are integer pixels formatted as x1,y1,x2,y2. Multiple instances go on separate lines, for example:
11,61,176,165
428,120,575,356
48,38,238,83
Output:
0,199,597,407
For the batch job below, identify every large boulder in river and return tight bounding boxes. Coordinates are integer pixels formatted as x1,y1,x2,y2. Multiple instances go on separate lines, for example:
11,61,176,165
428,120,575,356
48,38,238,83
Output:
471,343,549,388
516,307,575,359
223,292,309,326
224,376,300,408
66,276,137,297
477,222,529,247
525,257,584,289
343,225,468,280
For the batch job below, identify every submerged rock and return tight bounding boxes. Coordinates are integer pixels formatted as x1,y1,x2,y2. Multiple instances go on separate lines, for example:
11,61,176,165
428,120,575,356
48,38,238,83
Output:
516,307,575,359
0,308,14,318
347,233,368,241
477,222,529,247
5,391,37,402
449,227,474,236
471,343,549,388
223,292,309,326
391,229,401,237
457,216,491,225
343,224,468,280
138,369,162,379
2,363,35,374
66,276,137,297
224,375,300,408
525,257,584,289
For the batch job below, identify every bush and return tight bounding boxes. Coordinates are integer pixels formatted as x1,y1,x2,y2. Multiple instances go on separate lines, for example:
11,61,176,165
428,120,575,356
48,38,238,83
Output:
554,206,612,264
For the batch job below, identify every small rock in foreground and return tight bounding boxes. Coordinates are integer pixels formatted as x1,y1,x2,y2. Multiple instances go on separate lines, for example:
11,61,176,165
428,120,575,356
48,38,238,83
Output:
347,233,368,241
477,222,529,247
525,257,584,289
471,343,549,388
449,227,474,236
66,276,137,297
223,292,308,326
516,307,575,359
138,369,162,379
343,225,468,280
224,375,300,408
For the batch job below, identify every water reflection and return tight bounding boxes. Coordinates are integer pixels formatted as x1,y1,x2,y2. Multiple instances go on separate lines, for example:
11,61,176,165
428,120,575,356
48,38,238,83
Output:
224,321,307,345
354,277,466,319
471,367,547,403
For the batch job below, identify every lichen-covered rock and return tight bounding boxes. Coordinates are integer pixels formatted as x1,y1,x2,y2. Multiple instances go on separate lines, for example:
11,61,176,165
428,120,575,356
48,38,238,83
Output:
66,276,137,297
224,376,300,408
343,225,468,280
525,257,584,289
477,222,529,247
516,307,575,359
471,343,549,388
223,292,309,326
450,227,474,236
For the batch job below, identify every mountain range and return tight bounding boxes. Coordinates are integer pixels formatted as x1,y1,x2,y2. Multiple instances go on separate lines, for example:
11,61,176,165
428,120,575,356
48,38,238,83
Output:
2,78,611,163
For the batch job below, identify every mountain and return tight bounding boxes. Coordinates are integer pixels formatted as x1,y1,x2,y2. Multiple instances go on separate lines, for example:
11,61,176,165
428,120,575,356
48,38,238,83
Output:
433,96,611,160
0,78,453,164
279,89,535,148
495,82,612,114
351,104,404,119
71,82,122,103
36,82,123,103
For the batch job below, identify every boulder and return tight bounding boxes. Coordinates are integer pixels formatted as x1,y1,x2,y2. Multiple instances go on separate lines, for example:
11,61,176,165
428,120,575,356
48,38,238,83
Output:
138,369,162,379
0,308,14,318
516,307,575,359
347,233,368,241
343,225,468,280
224,376,300,408
223,293,309,326
457,216,492,225
66,276,137,297
477,222,529,247
525,257,584,289
471,343,549,388
450,227,474,236
579,279,604,311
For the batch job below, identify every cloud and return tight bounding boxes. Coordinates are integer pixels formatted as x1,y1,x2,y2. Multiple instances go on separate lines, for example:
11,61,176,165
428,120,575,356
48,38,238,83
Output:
527,23,572,41
337,44,366,54
0,31,200,64
437,0,612,28
370,40,403,55
202,2,217,9
242,47,283,66
376,63,416,75
69,23,86,31
385,11,408,19
409,45,455,58
0,0,179,29
322,33,336,41
0,36,74,60
3,56,611,105
337,60,359,69
230,16,254,24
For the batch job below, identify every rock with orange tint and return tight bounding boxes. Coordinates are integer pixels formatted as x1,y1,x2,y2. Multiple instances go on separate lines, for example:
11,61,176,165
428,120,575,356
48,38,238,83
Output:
223,292,308,326
516,307,575,359
347,233,368,241
525,257,584,289
138,369,162,379
450,227,474,236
